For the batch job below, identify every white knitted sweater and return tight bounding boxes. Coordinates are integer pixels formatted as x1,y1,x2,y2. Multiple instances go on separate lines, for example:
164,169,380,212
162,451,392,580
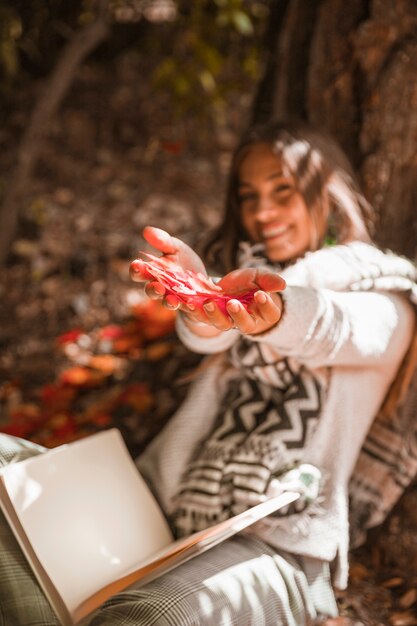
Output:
137,242,416,588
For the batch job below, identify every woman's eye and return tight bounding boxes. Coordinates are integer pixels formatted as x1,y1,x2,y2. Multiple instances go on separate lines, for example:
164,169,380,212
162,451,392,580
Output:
274,183,292,195
238,193,257,205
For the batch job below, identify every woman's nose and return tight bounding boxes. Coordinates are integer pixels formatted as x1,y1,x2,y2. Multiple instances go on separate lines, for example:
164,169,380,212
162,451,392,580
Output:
257,197,278,221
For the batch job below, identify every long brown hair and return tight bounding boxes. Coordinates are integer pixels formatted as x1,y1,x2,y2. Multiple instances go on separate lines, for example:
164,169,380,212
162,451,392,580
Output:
203,120,375,273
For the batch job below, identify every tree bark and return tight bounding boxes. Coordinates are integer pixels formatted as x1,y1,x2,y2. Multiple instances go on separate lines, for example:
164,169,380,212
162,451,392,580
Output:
0,0,110,267
253,0,417,260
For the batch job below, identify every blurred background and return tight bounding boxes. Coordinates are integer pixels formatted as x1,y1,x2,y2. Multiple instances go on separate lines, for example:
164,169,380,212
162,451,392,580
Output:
0,0,271,404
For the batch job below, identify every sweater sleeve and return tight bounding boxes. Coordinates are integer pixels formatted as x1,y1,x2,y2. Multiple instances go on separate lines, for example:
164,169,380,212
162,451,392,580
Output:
249,286,414,369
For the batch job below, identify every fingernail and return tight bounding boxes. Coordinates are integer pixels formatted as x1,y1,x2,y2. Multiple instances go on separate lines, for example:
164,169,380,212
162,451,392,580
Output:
228,300,240,313
204,302,215,313
255,291,267,304
186,303,195,311
131,260,143,272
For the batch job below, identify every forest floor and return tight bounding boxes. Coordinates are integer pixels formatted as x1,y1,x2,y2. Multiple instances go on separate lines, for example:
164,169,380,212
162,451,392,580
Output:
0,51,416,626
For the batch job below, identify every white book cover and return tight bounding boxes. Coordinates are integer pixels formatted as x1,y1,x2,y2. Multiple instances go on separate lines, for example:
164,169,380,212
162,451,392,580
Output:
0,428,299,626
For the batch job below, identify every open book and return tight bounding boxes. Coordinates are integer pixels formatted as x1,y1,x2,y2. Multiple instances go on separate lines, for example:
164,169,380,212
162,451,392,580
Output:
0,428,299,626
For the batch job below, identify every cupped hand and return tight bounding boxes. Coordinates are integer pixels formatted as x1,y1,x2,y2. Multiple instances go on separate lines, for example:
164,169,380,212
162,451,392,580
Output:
200,268,286,335
130,226,210,309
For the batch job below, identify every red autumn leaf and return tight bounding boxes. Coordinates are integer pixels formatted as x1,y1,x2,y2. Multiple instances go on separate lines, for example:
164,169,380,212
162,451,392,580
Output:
58,367,105,387
0,422,34,438
144,341,173,361
40,384,76,411
88,413,112,427
138,252,257,314
112,335,143,354
120,383,153,413
88,354,124,375
161,140,184,155
56,328,83,345
97,325,124,340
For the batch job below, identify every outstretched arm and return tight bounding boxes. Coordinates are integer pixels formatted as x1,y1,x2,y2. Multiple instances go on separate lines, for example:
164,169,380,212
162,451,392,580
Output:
130,227,286,339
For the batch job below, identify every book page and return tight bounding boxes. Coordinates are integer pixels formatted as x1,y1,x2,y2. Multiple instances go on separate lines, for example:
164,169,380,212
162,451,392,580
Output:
0,429,173,624
74,490,300,623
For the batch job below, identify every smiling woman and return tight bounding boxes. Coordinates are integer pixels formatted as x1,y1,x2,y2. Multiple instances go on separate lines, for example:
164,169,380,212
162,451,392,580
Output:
204,120,374,274
122,120,417,625
1,121,417,626
237,142,313,263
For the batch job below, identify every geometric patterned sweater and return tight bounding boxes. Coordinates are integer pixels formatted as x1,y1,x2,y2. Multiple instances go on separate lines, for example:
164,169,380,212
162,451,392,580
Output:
137,242,416,589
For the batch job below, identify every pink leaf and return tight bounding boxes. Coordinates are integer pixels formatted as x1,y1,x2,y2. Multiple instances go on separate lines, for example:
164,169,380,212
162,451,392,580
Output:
139,253,256,314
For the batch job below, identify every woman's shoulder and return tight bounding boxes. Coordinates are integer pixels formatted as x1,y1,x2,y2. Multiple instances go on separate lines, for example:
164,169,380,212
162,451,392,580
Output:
281,241,417,293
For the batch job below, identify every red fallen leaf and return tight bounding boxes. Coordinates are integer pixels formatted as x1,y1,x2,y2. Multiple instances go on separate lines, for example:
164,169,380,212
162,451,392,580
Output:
161,140,184,155
58,367,105,387
56,328,83,345
47,414,77,439
144,341,173,361
112,335,143,354
40,384,76,411
9,403,41,421
88,354,124,374
0,422,34,438
97,325,124,340
138,252,257,314
119,383,153,413
88,413,112,427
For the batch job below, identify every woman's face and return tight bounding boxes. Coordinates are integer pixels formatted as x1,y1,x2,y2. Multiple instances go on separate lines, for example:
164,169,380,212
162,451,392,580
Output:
237,143,315,263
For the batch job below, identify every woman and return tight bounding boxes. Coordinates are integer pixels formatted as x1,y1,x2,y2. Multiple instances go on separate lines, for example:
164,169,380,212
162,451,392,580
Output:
1,121,416,625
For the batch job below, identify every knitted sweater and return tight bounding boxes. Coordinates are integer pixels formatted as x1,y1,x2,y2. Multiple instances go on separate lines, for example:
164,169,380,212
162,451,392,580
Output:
137,242,416,588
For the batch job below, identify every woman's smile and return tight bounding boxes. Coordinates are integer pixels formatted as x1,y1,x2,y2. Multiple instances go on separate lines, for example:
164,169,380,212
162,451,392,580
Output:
237,143,314,263
261,223,291,241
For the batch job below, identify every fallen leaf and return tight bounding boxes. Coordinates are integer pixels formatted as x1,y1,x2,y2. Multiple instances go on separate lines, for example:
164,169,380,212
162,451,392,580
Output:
40,384,76,411
383,577,405,589
97,325,124,340
389,611,417,626
399,589,417,609
89,354,124,374
144,341,173,361
56,329,83,346
349,562,371,582
58,367,105,387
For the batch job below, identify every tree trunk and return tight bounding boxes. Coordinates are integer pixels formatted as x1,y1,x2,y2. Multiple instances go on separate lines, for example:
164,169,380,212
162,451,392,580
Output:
0,0,110,267
253,0,417,260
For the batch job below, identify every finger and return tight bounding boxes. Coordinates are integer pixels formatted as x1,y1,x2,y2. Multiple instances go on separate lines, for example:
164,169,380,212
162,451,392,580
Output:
165,294,182,310
203,301,234,331
144,281,166,299
219,268,286,294
253,291,283,323
254,270,286,293
181,303,209,324
143,226,178,255
181,307,210,326
226,299,257,333
130,259,155,282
